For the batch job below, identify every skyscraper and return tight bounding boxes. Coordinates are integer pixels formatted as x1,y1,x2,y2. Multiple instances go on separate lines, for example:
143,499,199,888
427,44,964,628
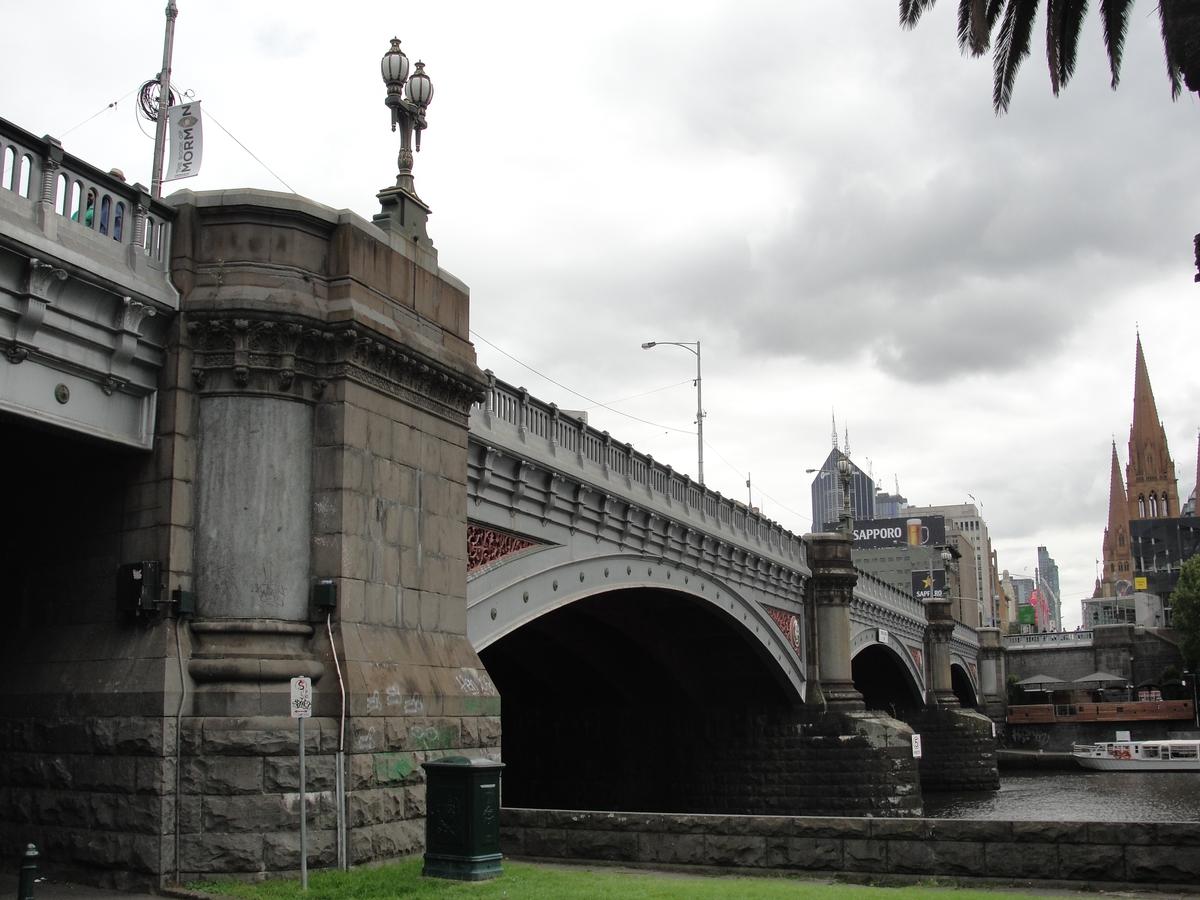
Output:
810,448,875,533
1037,545,1061,630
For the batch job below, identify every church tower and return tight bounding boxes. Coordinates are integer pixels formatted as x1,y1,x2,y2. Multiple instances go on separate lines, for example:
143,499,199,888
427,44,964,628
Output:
1125,333,1179,520
1099,442,1133,595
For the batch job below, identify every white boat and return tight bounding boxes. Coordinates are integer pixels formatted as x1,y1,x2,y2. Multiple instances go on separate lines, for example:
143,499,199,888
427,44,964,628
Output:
1072,739,1200,771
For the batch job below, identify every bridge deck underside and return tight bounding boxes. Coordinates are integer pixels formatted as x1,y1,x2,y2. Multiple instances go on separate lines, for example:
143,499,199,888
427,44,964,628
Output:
481,586,798,814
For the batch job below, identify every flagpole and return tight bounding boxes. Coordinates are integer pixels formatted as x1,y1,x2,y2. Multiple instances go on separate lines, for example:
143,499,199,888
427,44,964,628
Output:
151,1,179,198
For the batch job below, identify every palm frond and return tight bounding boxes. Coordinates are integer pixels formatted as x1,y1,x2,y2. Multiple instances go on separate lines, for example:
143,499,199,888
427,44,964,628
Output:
1158,0,1190,98
1055,0,1089,89
958,0,992,55
1099,0,1134,88
993,0,1040,112
1047,0,1063,93
1046,0,1089,94
900,0,941,28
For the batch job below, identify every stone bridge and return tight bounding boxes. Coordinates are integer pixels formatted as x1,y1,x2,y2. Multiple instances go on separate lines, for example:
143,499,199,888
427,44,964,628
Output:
0,113,999,890
465,374,984,711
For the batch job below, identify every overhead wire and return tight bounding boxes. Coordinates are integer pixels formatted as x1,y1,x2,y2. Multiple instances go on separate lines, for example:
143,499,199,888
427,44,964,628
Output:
472,329,812,529
470,331,693,435
58,86,142,138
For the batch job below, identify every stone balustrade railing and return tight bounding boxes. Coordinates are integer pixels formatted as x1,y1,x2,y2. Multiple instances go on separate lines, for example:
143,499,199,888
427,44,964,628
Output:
0,116,175,292
1003,629,1093,649
475,372,806,568
853,566,927,622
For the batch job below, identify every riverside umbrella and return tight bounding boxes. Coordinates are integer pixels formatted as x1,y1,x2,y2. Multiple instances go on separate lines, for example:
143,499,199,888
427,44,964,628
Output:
1072,671,1126,685
1015,674,1066,691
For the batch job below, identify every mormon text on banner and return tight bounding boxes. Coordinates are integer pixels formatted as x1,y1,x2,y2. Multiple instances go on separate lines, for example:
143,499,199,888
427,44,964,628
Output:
166,101,203,181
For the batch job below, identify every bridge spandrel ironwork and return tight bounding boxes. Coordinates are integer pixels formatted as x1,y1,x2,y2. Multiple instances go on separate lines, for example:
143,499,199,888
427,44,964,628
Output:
0,117,177,449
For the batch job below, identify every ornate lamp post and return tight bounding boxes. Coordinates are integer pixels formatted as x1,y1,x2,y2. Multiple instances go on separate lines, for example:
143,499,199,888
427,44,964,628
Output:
375,37,436,245
640,340,704,485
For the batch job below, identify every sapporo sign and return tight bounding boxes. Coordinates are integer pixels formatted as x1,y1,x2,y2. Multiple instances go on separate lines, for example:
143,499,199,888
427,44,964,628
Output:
842,515,947,550
911,568,948,600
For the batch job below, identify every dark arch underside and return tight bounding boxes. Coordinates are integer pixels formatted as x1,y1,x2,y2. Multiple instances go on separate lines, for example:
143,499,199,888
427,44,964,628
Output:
480,586,798,813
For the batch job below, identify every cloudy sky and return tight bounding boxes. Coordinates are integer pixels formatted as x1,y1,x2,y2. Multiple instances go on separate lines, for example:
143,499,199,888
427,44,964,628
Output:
5,2,1196,625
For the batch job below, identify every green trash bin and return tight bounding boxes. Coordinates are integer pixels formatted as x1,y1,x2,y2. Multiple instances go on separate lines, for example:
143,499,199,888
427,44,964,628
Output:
422,755,505,881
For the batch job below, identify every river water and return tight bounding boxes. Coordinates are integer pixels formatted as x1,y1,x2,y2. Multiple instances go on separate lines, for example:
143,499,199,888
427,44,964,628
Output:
924,771,1200,822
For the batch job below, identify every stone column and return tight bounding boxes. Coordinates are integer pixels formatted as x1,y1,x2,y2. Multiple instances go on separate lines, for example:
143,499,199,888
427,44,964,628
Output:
924,594,959,707
187,319,327,714
805,532,863,710
976,626,1006,718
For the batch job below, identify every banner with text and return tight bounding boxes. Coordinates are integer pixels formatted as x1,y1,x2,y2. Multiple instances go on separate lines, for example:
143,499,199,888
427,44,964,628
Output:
166,101,203,181
844,515,946,550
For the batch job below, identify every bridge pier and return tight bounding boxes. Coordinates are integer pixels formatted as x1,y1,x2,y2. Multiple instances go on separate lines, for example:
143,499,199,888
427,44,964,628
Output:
976,627,1007,720
924,594,960,708
0,187,496,889
807,533,864,710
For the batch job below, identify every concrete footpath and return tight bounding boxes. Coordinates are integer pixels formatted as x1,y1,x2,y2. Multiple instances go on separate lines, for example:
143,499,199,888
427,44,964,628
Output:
0,872,206,900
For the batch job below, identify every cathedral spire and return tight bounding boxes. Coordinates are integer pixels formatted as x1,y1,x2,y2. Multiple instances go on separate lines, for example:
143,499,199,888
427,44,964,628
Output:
1125,333,1179,519
1100,441,1132,595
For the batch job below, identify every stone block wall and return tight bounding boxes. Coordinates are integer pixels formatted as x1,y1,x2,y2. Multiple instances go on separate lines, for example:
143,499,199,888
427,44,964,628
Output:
500,808,1200,890
694,710,921,818
906,707,999,792
0,715,173,890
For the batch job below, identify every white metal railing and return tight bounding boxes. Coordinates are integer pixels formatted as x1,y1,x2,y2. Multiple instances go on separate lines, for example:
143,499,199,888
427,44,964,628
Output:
0,116,174,273
1003,629,1094,649
475,372,805,565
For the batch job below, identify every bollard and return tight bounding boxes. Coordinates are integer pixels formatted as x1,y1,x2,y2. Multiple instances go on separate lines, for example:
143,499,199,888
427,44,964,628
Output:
17,843,37,900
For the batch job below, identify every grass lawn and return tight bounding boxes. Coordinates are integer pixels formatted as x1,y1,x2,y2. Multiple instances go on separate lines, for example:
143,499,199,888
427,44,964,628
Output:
194,858,1058,899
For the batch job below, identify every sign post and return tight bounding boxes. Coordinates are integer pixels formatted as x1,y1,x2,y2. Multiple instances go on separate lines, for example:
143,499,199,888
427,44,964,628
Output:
290,676,312,890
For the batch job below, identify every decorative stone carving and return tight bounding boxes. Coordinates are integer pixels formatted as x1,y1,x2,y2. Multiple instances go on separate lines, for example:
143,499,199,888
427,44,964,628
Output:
187,313,485,418
26,257,68,301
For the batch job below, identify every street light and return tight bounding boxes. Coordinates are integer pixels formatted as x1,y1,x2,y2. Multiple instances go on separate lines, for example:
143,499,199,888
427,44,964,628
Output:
641,340,704,485
381,37,434,195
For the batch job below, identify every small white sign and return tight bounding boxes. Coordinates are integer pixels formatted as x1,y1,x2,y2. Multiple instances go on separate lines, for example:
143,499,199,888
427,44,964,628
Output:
290,676,312,719
911,734,923,758
877,628,889,645
1115,730,1131,742
991,721,996,738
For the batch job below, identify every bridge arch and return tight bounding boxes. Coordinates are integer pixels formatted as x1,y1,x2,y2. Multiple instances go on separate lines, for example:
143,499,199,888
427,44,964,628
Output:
850,632,925,711
950,659,980,708
468,552,806,700
475,564,806,812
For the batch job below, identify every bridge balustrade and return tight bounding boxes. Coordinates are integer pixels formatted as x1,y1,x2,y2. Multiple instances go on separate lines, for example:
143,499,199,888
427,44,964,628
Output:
1003,630,1093,650
1,117,178,449
0,117,174,276
475,373,804,564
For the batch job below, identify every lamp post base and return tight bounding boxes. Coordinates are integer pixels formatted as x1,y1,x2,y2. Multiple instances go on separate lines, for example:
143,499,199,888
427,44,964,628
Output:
374,185,434,248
